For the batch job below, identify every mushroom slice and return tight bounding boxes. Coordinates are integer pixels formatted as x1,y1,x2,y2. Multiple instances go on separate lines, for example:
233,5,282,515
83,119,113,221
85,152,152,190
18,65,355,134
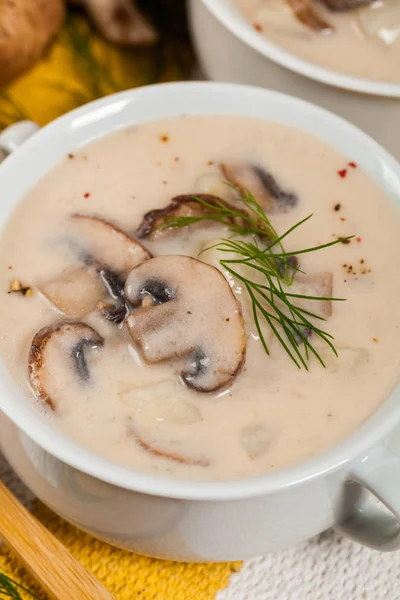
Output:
284,0,333,32
28,322,103,410
220,163,298,213
125,256,246,392
290,272,333,319
119,380,203,425
318,343,369,372
38,267,104,319
129,425,210,467
97,268,129,324
136,194,248,240
321,0,373,11
194,173,234,201
355,0,400,46
242,424,271,459
70,214,150,276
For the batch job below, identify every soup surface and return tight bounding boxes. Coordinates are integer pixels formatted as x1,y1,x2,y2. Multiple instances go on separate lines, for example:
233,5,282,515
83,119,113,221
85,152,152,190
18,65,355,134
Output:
234,0,400,82
0,115,399,481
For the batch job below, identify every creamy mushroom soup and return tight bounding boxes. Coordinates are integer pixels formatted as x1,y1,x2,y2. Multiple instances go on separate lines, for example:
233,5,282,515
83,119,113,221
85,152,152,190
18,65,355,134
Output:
234,0,400,82
1,115,400,481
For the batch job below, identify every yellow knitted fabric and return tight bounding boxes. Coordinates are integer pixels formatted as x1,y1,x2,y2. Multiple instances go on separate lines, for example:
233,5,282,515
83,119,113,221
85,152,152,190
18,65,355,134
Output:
0,501,242,599
0,8,193,130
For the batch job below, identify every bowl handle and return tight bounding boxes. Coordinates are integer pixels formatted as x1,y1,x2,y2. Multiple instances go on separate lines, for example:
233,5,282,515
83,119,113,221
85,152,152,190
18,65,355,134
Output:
337,444,400,550
0,121,40,155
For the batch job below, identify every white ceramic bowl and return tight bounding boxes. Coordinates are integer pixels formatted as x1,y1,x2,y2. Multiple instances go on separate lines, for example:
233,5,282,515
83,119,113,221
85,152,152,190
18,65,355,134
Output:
1,82,400,561
188,0,400,160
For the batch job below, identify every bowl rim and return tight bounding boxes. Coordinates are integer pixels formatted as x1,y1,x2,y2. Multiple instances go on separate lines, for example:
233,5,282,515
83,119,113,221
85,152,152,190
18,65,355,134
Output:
199,0,400,98
1,81,400,501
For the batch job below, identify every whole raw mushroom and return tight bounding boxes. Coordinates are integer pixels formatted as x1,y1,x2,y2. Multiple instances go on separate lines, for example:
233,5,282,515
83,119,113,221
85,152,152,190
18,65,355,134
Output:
0,0,65,86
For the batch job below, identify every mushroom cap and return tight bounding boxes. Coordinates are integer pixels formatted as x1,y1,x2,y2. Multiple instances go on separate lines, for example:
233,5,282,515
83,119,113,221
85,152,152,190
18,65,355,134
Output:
221,163,298,213
321,0,373,11
284,0,333,31
28,322,103,410
0,0,65,86
124,255,246,392
128,423,210,467
290,272,333,319
70,214,151,276
136,194,249,240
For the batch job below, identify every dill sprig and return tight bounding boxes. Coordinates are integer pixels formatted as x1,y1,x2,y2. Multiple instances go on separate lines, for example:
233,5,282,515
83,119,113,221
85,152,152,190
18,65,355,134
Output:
164,186,354,369
0,572,40,600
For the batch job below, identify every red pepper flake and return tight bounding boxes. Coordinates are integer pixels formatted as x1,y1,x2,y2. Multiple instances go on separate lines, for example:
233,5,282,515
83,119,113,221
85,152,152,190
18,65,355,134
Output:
356,237,362,243
348,162,357,169
338,169,347,179
159,134,170,143
84,192,90,198
253,22,263,32
372,338,379,343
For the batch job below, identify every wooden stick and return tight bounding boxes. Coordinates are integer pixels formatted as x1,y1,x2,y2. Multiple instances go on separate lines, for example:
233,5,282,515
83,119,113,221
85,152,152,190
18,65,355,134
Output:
0,481,115,600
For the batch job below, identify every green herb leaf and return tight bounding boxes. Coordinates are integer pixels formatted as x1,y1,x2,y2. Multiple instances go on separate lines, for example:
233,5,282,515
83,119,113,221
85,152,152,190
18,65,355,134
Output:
164,184,354,369
0,572,41,600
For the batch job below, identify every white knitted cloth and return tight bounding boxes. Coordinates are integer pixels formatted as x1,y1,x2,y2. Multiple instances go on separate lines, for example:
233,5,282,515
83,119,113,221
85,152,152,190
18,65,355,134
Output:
1,451,399,600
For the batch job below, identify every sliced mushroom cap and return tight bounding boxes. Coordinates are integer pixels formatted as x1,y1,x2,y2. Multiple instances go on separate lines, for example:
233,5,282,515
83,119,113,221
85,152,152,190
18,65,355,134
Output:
136,194,249,240
321,0,373,11
242,424,271,459
355,0,400,46
38,267,105,319
128,424,210,466
319,343,369,372
120,379,203,425
284,0,333,31
70,214,150,276
290,272,333,319
28,322,103,410
124,256,246,392
199,238,275,347
221,163,298,213
193,172,234,201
